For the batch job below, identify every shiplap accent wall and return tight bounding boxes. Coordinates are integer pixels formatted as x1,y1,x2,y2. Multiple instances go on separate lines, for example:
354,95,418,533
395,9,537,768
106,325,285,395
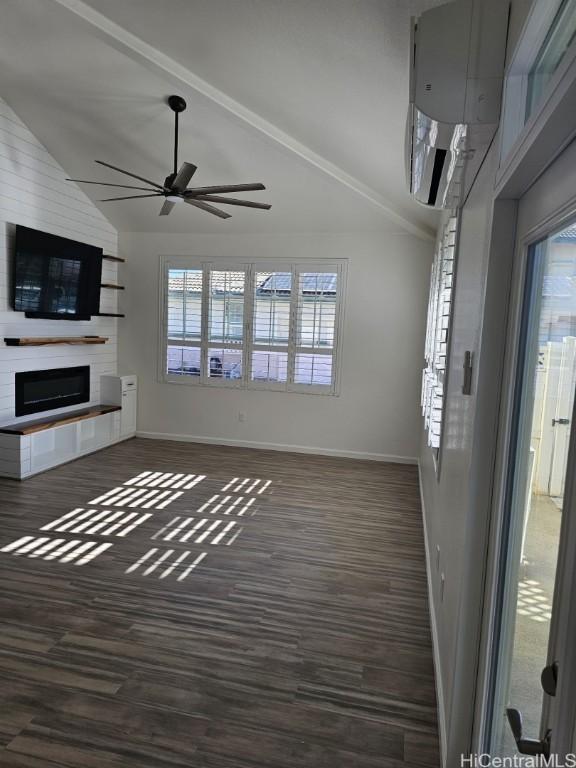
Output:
0,97,119,426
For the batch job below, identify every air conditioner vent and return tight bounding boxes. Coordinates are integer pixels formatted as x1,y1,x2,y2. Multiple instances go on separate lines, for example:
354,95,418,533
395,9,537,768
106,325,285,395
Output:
427,149,447,206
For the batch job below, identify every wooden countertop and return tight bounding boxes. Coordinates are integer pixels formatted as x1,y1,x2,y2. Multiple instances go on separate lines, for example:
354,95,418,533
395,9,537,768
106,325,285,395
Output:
0,405,121,436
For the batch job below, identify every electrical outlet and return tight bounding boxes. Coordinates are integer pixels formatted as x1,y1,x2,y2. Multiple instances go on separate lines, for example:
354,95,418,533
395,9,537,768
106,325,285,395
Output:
238,411,246,423
440,573,446,603
436,545,441,571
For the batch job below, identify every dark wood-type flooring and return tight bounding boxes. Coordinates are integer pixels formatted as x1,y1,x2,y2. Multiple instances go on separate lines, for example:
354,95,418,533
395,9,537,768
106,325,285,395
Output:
0,438,439,767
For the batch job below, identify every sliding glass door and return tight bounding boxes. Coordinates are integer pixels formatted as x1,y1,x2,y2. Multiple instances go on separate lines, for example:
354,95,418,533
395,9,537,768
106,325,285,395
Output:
484,211,576,761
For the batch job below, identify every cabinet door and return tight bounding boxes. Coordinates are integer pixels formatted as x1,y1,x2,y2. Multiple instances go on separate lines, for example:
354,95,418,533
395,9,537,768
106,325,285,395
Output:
121,391,137,436
78,415,111,453
31,424,77,472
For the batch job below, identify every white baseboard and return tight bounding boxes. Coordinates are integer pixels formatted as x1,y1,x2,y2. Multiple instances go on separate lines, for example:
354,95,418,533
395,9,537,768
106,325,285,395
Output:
418,463,448,767
135,430,418,464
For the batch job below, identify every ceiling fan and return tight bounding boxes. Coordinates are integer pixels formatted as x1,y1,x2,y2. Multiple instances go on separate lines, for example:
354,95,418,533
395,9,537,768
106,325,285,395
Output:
66,95,271,219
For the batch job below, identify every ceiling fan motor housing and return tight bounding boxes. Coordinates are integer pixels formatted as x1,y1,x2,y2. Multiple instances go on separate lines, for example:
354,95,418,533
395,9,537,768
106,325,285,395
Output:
164,172,177,190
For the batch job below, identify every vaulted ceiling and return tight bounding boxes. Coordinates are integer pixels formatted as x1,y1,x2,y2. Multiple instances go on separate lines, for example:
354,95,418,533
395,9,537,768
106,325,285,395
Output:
0,0,443,237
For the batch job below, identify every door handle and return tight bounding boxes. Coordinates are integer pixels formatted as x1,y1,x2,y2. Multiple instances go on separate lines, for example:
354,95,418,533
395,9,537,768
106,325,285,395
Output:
552,418,570,426
506,708,551,757
541,661,558,697
462,350,473,395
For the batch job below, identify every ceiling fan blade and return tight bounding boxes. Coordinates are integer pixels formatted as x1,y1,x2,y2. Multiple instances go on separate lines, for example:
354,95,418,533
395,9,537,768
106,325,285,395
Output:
185,183,266,196
67,179,157,191
159,200,175,216
100,193,164,202
95,160,165,190
185,198,231,219
171,162,198,193
194,195,271,210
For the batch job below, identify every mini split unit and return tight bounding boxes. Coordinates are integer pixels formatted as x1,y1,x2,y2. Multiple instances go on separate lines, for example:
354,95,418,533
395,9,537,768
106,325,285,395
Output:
406,0,509,209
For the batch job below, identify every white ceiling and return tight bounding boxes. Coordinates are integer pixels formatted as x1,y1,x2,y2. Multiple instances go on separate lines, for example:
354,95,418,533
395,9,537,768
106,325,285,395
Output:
0,0,443,237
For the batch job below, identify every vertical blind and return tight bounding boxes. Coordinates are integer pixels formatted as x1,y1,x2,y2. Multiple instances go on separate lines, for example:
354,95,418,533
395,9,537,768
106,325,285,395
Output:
421,214,458,450
164,262,344,393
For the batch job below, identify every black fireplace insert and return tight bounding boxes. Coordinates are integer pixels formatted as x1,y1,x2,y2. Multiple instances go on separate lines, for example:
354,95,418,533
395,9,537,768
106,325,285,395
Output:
15,366,90,417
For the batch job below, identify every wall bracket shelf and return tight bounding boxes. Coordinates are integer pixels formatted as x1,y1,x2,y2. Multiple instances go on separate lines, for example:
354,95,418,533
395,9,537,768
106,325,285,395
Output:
4,336,109,347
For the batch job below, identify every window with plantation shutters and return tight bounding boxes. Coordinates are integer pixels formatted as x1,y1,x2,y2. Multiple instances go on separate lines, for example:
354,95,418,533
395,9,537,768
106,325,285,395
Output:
421,213,458,454
208,270,245,381
166,268,203,379
251,271,291,385
294,272,337,387
162,259,345,394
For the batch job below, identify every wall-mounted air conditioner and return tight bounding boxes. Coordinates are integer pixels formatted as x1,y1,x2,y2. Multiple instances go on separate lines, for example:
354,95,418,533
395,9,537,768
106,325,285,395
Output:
406,0,509,209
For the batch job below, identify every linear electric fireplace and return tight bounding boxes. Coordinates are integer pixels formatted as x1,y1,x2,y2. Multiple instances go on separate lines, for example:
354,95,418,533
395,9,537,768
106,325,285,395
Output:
15,366,90,417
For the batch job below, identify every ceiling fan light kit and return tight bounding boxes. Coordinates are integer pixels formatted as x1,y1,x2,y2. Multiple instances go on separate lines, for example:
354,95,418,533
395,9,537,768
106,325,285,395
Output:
66,95,271,219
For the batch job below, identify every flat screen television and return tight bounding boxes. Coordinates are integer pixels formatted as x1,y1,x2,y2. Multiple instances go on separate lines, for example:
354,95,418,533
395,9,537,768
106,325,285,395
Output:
11,225,102,320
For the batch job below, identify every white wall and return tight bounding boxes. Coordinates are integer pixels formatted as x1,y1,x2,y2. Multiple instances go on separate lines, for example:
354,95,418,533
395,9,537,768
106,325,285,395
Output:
419,142,500,760
119,231,433,462
0,97,118,425
418,4,535,762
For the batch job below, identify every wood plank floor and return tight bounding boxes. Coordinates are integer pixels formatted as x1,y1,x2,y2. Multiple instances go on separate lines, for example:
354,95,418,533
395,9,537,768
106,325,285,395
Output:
0,438,439,767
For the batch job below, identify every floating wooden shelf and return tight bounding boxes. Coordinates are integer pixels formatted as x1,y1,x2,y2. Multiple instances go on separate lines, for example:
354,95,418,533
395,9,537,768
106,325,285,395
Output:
0,405,121,436
102,254,125,263
4,336,109,347
101,283,125,290
95,312,125,318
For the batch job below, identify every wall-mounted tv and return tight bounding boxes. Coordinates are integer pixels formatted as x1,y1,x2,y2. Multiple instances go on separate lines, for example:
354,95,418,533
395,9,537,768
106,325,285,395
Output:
11,226,102,320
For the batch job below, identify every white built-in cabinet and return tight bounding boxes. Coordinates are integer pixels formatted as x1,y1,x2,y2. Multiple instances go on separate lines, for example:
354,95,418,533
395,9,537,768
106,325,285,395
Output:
101,375,137,438
0,410,120,479
0,376,137,480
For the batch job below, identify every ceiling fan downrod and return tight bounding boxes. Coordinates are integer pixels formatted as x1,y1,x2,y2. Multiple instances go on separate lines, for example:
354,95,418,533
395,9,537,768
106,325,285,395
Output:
167,94,187,185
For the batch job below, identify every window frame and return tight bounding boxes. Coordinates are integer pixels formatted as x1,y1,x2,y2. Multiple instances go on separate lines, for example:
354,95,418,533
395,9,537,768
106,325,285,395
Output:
497,0,576,187
158,256,346,396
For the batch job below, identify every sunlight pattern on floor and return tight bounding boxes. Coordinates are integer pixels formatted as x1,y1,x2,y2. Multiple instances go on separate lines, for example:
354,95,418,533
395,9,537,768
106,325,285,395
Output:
89,486,184,509
221,477,271,494
41,508,151,537
0,536,112,565
123,471,205,489
0,471,271,582
125,548,207,581
196,495,257,516
517,579,553,622
152,516,242,545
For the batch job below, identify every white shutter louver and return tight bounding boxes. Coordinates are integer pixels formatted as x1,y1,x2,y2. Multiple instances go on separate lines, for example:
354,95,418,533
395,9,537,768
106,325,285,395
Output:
166,268,203,377
294,272,337,387
251,271,291,384
422,214,458,451
208,270,245,381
